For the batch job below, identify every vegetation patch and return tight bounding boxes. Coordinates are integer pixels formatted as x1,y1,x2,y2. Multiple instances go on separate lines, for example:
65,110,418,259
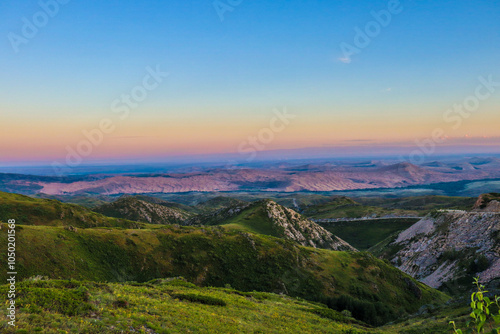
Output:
170,293,227,306
1,280,95,317
319,218,418,250
310,307,352,323
0,279,375,333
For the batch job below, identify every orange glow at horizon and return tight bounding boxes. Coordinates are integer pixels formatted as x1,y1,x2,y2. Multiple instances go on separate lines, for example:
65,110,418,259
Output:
1,105,499,163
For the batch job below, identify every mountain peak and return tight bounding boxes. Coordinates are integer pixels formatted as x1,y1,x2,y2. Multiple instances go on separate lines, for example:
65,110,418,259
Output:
188,199,356,251
253,200,357,251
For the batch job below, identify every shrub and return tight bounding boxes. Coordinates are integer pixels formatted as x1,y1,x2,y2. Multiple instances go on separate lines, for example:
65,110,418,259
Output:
311,308,350,323
319,294,395,326
440,249,461,262
148,277,197,288
170,293,227,306
113,298,129,308
18,285,94,316
468,254,490,274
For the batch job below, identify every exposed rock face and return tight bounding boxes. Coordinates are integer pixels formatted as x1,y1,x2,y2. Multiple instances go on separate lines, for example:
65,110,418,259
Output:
384,203,500,289
262,200,357,251
186,199,357,251
94,197,190,224
473,193,500,212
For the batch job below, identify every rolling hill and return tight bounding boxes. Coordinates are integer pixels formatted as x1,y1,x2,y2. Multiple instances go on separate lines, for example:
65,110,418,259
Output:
0,191,142,229
356,195,476,213
318,218,420,251
188,199,356,251
0,222,447,326
93,196,192,224
301,196,418,219
0,277,466,334
0,191,451,327
195,196,250,212
0,278,372,333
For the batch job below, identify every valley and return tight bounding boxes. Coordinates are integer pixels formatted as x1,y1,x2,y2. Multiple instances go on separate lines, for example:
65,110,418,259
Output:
1,183,499,333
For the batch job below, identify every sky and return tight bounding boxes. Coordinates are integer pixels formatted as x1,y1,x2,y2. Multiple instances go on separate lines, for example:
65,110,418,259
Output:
1,0,499,166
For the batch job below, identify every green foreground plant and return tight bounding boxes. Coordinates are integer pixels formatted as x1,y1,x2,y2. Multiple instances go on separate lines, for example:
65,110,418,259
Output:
450,278,500,334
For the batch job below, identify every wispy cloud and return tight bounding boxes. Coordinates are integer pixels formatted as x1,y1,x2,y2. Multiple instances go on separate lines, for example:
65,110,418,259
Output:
338,57,352,64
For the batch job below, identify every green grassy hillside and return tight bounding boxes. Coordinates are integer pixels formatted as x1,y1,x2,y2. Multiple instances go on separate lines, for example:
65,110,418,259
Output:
191,199,356,251
318,218,419,251
302,196,418,219
0,222,448,326
357,195,476,213
212,201,282,237
35,193,115,208
0,278,471,334
0,192,142,228
195,196,249,212
0,278,378,333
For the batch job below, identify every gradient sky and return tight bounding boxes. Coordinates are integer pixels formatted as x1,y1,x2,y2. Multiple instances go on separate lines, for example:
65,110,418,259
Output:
1,0,499,165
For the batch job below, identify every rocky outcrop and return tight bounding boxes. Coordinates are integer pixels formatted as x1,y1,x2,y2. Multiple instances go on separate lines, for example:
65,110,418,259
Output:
187,199,357,251
473,193,500,212
383,199,500,289
262,200,357,251
94,197,191,224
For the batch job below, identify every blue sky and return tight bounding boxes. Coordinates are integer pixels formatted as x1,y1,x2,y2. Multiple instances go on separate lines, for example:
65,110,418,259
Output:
0,0,499,164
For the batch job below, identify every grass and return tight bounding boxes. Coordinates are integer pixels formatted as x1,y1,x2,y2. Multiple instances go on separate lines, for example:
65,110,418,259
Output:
357,195,476,213
0,278,473,333
301,195,476,219
0,278,373,334
0,191,142,229
217,203,281,237
35,193,113,209
379,301,473,333
318,218,419,250
301,196,418,219
0,222,448,325
0,191,459,331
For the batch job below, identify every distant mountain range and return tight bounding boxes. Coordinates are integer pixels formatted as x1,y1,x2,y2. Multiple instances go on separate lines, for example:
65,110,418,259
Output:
2,157,500,196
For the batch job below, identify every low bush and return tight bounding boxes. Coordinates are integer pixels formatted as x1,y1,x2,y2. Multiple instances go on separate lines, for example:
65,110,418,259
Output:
311,308,351,323
170,293,227,306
